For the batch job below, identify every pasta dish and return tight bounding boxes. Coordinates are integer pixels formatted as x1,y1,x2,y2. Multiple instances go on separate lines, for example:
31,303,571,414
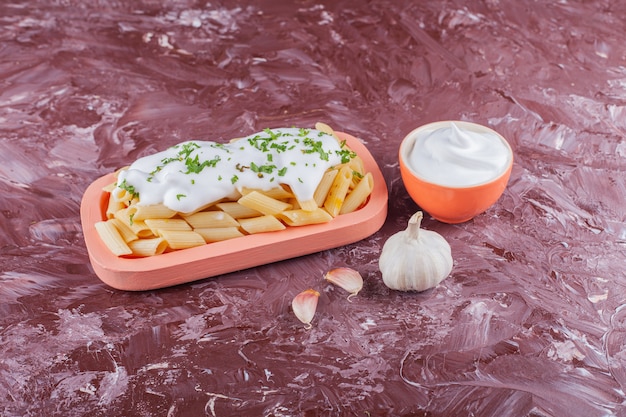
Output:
94,123,374,257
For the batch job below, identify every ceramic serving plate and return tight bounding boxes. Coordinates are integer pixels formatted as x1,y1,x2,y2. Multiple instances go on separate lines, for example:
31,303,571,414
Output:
80,132,388,291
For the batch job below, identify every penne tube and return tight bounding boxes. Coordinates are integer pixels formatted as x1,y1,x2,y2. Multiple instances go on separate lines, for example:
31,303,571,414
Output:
144,218,192,235
132,204,177,221
315,122,339,141
238,215,286,234
158,230,206,250
278,208,333,226
340,172,373,214
102,182,117,193
106,198,126,220
114,206,155,237
215,202,262,219
110,188,138,206
240,186,293,200
182,211,239,228
323,165,353,217
128,237,168,257
113,206,134,224
110,218,139,243
94,220,133,256
348,155,365,175
347,156,366,187
313,169,338,207
114,207,154,238
110,187,130,202
129,220,154,238
287,198,301,210
296,198,318,212
195,227,245,242
238,191,292,216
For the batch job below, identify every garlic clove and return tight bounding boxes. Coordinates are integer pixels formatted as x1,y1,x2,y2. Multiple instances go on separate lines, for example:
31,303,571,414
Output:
291,289,320,329
324,267,363,301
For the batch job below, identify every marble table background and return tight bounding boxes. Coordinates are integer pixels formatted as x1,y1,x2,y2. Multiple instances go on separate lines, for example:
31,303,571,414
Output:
1,1,625,416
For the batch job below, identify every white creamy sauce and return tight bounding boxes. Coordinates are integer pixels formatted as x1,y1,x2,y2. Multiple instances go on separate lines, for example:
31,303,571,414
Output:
115,128,348,213
408,123,511,187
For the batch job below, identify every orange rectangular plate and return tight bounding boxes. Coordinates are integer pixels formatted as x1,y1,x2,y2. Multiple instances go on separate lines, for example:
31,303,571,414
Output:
80,132,388,291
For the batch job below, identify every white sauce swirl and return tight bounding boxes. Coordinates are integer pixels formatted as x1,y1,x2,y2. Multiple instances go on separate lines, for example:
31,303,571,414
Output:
407,123,511,187
115,128,349,213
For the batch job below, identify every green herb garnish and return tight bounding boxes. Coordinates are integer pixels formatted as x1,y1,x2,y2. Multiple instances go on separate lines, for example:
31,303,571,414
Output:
302,138,330,161
118,179,139,201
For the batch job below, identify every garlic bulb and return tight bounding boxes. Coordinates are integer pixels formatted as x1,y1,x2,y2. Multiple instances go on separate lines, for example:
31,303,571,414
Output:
379,211,453,291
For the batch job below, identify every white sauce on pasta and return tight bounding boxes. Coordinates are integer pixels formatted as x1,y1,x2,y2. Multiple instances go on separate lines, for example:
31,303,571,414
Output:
407,122,511,187
115,128,351,213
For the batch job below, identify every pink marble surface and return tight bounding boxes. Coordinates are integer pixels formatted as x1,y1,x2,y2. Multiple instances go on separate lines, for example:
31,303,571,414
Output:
1,0,626,416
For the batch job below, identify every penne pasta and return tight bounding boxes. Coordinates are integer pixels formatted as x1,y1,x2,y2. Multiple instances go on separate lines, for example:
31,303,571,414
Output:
296,198,318,212
215,202,262,219
287,197,301,210
182,211,239,228
340,172,374,214
313,169,339,207
195,227,245,243
144,218,192,235
159,230,206,250
110,218,139,243
238,215,286,234
128,237,168,256
106,200,126,220
324,165,353,217
240,186,293,200
112,207,154,237
347,156,366,188
102,182,117,193
278,208,333,226
129,220,154,238
131,204,177,221
348,155,365,176
94,220,133,256
315,122,339,141
238,191,292,216
110,187,133,203
111,187,139,207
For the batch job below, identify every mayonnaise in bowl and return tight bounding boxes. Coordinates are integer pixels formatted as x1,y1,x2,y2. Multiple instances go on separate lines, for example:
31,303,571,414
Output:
399,120,514,223
407,122,512,187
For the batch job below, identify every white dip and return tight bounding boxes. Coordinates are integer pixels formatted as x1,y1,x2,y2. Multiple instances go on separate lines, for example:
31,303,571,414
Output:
407,122,511,187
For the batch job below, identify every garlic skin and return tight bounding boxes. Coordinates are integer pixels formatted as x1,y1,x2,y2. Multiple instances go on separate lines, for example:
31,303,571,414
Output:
379,211,453,292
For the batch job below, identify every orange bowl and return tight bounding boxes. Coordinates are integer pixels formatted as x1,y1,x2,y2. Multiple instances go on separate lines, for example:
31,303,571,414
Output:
399,121,513,224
